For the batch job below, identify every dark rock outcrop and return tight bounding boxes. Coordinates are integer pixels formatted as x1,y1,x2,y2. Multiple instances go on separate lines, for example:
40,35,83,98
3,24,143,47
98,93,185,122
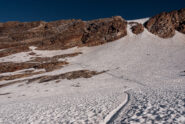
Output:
0,16,127,56
82,16,127,46
129,22,144,34
145,8,185,38
37,20,86,50
170,8,185,33
145,12,175,38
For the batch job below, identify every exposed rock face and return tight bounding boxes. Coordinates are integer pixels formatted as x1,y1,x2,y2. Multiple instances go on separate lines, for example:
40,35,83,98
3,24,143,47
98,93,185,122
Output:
170,8,185,33
145,8,185,38
82,16,127,46
0,16,127,56
129,22,144,34
37,20,86,50
145,12,175,38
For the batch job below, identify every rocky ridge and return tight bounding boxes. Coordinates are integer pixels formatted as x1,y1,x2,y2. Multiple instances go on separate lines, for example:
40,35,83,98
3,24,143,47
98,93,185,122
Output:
0,8,184,58
0,16,127,53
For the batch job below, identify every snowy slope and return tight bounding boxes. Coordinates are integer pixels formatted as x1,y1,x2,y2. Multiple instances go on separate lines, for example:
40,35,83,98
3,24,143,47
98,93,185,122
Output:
0,18,185,124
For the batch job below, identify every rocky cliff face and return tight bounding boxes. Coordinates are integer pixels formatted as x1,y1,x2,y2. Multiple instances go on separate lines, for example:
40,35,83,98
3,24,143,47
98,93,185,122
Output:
82,16,127,46
145,8,185,38
0,16,127,56
0,17,127,49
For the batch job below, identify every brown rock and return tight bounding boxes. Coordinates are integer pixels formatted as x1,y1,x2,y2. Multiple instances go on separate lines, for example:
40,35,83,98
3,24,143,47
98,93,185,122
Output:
170,8,185,33
170,10,179,28
178,22,185,33
81,16,127,46
0,16,127,56
0,61,68,73
27,70,106,83
129,22,144,34
36,20,86,50
145,12,175,38
145,8,185,38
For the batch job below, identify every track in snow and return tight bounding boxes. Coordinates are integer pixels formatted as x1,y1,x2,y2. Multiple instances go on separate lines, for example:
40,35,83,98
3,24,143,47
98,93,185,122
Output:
110,85,185,124
101,92,129,124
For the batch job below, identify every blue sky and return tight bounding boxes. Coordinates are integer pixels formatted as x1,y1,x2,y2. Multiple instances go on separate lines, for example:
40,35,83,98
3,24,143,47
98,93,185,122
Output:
0,0,184,22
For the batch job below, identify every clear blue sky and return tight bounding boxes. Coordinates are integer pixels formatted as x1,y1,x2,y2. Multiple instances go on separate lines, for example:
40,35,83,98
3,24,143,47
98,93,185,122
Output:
0,0,184,22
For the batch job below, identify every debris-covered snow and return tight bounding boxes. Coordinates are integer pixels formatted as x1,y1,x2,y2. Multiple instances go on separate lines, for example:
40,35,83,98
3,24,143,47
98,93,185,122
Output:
0,18,185,123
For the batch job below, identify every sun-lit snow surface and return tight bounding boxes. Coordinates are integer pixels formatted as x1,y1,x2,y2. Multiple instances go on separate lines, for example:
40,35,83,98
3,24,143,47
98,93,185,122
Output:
0,18,185,124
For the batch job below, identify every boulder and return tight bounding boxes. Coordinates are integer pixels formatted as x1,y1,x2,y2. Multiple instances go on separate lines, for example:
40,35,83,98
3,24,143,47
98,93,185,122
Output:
129,22,144,34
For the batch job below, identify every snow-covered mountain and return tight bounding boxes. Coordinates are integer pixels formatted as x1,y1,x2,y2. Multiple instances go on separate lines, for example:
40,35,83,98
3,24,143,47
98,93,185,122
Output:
0,8,185,124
